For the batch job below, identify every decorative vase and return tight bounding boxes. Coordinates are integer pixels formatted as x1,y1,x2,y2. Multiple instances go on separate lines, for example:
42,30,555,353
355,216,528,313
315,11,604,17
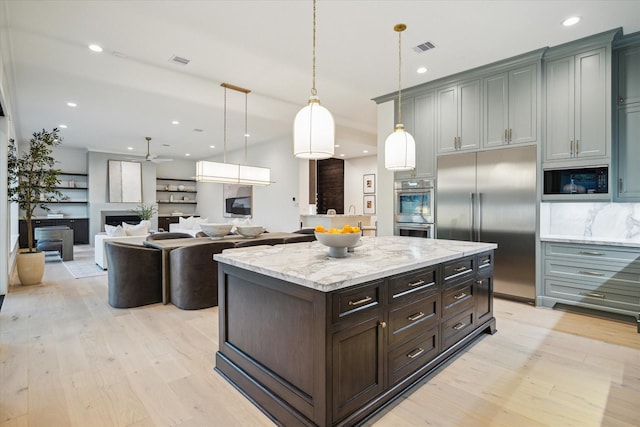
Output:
16,250,45,285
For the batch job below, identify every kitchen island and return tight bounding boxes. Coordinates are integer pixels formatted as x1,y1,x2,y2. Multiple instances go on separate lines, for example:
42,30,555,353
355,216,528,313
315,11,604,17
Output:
214,236,497,426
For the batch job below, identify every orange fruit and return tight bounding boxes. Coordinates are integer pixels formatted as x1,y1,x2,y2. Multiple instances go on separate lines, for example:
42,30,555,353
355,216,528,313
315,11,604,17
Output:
352,226,361,233
315,225,325,233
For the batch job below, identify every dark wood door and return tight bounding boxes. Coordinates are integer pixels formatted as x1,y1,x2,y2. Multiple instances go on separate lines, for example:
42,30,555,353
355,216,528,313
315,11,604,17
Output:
332,315,385,423
317,158,344,215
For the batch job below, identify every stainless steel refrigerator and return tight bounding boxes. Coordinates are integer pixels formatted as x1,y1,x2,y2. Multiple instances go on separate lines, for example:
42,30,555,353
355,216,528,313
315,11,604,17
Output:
436,145,536,302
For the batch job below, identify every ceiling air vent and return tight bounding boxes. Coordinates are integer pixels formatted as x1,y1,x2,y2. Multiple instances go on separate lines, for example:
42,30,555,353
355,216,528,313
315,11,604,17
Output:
169,55,190,66
413,41,436,53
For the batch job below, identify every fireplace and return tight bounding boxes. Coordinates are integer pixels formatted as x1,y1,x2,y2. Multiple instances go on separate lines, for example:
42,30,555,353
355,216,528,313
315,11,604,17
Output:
100,210,141,231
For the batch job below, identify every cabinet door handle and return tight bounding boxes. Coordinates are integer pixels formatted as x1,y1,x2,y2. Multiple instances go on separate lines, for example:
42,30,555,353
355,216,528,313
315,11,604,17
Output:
453,322,466,331
579,270,604,277
348,296,373,306
509,128,513,142
407,347,425,359
619,178,623,192
407,312,426,322
453,266,467,273
504,129,508,143
453,292,467,300
570,140,574,156
579,250,604,256
379,321,387,329
576,139,579,155
580,291,605,299
619,96,625,104
407,280,425,288
475,280,484,285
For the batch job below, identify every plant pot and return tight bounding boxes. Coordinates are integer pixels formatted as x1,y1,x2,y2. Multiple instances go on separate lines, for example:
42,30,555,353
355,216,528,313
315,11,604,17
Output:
16,250,45,285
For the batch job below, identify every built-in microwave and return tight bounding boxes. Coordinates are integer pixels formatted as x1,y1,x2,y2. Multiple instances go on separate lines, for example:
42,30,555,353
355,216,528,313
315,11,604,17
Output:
543,166,609,200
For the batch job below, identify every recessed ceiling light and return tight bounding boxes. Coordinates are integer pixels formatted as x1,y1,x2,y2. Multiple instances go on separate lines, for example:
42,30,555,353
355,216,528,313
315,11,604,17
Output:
59,124,67,129
185,153,191,157
172,120,180,125
335,144,340,148
127,147,133,150
340,154,345,157
88,44,103,53
417,67,427,74
67,102,77,107
244,133,250,138
209,145,215,149
363,150,369,154
562,16,581,26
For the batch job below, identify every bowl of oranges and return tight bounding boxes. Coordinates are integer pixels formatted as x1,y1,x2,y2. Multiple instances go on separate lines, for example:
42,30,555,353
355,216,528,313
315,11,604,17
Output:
314,225,361,258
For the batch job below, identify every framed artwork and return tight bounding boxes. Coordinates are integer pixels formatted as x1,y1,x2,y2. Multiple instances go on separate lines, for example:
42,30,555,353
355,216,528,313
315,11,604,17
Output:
363,195,376,214
363,174,376,194
223,184,253,218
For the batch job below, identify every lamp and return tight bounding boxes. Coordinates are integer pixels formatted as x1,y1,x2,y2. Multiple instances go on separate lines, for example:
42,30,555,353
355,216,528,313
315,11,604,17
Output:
384,23,416,171
293,0,335,159
196,83,271,186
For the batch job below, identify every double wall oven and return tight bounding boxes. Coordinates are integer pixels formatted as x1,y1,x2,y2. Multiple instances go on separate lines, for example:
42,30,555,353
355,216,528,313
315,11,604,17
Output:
394,178,434,238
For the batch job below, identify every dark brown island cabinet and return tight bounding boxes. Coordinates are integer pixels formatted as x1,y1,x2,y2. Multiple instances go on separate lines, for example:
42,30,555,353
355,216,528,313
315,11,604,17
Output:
214,237,497,427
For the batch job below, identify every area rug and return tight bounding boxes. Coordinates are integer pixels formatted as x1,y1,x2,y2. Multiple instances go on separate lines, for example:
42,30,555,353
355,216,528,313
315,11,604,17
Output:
62,245,107,279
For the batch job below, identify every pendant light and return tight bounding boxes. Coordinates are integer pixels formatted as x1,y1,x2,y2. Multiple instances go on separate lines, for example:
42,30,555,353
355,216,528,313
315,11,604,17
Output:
196,83,271,186
384,23,416,171
293,0,335,159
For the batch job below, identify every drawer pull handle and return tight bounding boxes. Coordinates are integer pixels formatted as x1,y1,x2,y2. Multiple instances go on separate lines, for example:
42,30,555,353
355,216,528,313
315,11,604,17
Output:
453,266,467,273
453,292,467,300
580,291,605,299
480,259,491,265
407,280,425,288
348,296,373,306
407,347,425,359
407,312,426,322
579,270,604,277
379,321,387,329
579,250,604,256
453,322,466,331
475,280,483,285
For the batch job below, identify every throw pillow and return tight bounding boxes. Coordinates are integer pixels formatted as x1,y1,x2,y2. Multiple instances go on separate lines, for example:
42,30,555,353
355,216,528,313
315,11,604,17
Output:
122,221,149,236
192,217,208,229
179,216,196,229
105,224,126,237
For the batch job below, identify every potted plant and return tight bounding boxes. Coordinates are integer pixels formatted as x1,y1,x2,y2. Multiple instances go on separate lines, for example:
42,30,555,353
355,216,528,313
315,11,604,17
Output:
129,203,157,221
8,128,62,285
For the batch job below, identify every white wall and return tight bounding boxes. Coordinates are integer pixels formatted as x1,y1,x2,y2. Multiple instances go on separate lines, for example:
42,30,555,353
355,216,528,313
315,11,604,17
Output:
376,101,396,236
344,156,377,214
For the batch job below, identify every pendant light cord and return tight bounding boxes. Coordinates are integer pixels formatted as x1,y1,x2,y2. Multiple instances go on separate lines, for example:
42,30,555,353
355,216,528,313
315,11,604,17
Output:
311,0,317,97
223,86,227,163
244,92,248,163
397,28,402,124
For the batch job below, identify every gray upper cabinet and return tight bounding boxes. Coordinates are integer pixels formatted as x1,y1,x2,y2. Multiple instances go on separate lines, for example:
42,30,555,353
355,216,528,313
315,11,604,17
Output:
437,79,481,154
615,42,640,201
483,64,537,148
617,45,640,106
545,48,608,163
394,93,436,179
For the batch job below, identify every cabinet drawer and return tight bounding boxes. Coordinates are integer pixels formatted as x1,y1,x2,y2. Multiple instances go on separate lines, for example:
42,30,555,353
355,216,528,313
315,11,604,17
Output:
545,243,640,265
545,279,640,312
388,327,439,386
442,281,474,318
388,266,438,305
332,280,383,323
544,259,640,289
441,308,475,351
443,256,474,286
388,294,439,346
477,251,493,272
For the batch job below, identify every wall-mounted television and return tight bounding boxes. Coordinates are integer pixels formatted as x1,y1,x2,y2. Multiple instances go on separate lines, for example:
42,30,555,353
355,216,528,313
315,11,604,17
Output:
225,196,251,216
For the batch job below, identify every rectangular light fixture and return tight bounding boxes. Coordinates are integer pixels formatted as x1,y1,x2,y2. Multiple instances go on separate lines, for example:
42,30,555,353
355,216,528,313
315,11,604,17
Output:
195,160,271,186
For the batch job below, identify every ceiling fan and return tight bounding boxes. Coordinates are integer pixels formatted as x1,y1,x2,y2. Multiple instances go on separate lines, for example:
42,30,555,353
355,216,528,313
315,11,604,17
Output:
141,136,173,163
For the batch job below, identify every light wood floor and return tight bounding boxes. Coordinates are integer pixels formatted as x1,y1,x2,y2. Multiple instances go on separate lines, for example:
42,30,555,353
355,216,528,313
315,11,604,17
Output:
1,256,639,427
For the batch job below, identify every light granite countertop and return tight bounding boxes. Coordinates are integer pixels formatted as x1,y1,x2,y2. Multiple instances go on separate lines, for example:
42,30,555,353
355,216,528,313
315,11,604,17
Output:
214,236,497,292
540,234,640,248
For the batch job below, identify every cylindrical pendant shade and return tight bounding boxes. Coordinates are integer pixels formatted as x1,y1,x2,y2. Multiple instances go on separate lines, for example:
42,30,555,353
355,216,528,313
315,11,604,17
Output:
384,124,416,171
293,96,335,159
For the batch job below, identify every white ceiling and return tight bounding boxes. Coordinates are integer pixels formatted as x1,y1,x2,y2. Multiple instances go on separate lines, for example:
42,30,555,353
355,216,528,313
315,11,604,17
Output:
2,0,639,161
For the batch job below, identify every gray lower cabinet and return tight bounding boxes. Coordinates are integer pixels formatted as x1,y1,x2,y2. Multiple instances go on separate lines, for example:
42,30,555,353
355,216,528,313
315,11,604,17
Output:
541,242,640,332
544,48,608,163
483,63,537,148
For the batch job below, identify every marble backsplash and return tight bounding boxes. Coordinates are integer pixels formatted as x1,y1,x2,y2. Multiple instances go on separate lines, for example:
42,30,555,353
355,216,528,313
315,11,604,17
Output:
540,202,640,243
